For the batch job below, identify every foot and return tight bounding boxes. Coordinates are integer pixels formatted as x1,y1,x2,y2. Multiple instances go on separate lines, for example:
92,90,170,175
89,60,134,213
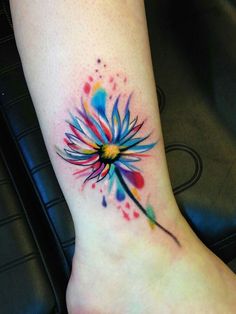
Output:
66,205,236,314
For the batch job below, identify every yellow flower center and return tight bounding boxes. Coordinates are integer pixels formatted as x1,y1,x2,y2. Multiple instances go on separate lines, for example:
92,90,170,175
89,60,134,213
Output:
101,144,120,160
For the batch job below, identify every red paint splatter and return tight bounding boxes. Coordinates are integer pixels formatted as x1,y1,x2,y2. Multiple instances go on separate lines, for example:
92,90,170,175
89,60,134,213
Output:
122,210,130,221
109,77,114,83
125,202,130,209
133,211,140,218
112,83,117,91
83,82,91,94
92,183,96,189
88,76,93,82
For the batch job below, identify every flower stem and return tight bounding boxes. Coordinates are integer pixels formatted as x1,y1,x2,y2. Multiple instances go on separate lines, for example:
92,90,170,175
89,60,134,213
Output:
115,168,181,247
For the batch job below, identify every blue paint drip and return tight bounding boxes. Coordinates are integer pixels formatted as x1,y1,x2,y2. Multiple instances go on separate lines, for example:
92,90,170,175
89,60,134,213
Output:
91,88,107,116
102,195,107,207
116,187,126,202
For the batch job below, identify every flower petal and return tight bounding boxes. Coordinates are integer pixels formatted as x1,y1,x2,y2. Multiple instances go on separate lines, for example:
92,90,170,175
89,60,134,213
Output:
111,96,122,141
124,142,156,153
119,168,144,189
85,163,106,181
69,125,99,149
119,122,144,145
61,155,99,166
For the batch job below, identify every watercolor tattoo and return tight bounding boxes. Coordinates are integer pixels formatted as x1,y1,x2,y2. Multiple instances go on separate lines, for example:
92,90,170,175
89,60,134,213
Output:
57,60,180,246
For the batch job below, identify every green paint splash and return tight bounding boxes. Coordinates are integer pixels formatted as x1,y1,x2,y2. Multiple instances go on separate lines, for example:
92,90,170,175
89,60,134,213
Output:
146,204,156,229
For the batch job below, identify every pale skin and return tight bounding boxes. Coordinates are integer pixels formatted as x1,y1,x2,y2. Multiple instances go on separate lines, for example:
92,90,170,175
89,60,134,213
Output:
10,1,236,313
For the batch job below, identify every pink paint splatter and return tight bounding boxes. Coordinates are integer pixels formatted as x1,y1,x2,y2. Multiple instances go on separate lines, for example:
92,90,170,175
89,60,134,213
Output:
88,76,93,82
92,183,96,189
83,82,91,94
133,211,140,218
112,83,117,91
122,210,130,221
125,202,130,209
109,77,114,83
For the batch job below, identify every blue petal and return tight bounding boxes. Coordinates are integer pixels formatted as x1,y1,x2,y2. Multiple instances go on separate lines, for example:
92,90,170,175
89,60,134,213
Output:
69,112,84,133
120,111,130,139
111,96,121,141
126,142,157,153
124,93,132,116
117,159,140,172
76,112,107,144
121,135,151,149
120,117,138,141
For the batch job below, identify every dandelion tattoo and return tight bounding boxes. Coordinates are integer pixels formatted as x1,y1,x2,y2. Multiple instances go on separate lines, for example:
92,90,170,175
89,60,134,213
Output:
57,60,180,246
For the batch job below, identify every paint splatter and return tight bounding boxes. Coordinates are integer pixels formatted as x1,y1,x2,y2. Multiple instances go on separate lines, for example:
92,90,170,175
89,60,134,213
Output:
146,205,156,229
125,202,130,209
83,82,91,94
102,195,107,207
116,188,126,202
122,210,130,221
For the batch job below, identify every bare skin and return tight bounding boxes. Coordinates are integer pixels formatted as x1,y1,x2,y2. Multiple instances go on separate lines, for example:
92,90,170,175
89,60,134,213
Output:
10,1,236,313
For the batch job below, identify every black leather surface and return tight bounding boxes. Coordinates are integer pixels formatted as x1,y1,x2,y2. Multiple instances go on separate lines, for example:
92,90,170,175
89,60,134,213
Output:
0,0,236,313
146,0,236,261
0,150,66,313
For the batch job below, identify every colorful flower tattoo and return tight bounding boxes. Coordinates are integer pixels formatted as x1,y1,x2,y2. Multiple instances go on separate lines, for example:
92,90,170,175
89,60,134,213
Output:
57,61,180,246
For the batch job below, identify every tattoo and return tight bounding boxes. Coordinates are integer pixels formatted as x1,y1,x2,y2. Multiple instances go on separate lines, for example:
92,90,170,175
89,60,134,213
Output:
56,60,180,246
